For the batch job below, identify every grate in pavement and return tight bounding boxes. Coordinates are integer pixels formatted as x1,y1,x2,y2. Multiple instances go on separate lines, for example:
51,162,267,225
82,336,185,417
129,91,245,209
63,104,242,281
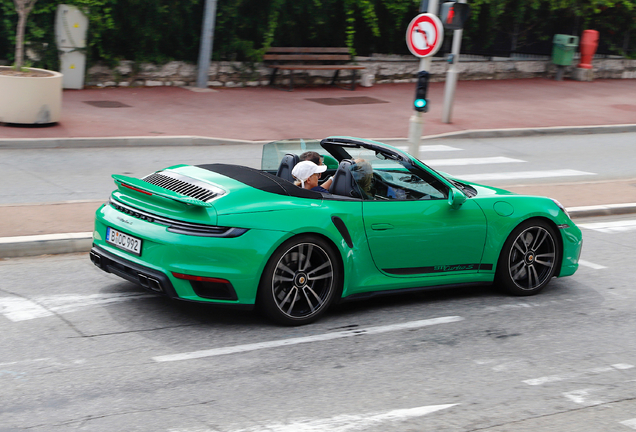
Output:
83,101,131,108
306,97,389,106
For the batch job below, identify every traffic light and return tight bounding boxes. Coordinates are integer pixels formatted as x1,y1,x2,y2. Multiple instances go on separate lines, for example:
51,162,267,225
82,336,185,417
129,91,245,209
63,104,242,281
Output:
440,2,471,30
414,71,430,112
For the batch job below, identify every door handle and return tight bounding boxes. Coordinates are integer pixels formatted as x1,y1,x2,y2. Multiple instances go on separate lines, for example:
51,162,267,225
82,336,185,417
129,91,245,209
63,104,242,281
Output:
371,223,394,231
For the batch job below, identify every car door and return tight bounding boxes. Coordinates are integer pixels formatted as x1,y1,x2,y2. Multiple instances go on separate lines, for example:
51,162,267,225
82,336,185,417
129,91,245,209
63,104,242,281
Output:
361,161,488,277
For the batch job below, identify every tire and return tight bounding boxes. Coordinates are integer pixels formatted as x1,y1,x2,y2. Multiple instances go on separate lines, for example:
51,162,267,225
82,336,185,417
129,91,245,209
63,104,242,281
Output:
257,235,341,325
496,219,560,296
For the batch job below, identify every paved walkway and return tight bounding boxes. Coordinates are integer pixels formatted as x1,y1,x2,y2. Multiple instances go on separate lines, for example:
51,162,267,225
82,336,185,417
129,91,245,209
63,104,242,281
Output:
2,78,636,143
1,77,636,257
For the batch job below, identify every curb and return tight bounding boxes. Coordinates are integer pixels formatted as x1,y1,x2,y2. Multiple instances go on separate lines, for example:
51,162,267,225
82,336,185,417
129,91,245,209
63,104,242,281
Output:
567,202,636,218
0,232,93,259
1,124,635,149
2,203,636,259
0,136,265,149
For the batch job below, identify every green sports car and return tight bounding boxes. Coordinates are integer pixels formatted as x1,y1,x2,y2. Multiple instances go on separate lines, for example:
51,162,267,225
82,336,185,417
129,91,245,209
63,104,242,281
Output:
90,137,582,325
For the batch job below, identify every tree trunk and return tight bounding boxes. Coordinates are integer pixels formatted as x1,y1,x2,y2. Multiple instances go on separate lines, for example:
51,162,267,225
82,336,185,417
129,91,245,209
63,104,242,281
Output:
14,10,27,70
13,0,38,70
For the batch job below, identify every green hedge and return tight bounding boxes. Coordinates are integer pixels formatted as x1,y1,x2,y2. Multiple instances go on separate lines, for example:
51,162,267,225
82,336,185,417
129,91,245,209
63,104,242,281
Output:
1,0,634,70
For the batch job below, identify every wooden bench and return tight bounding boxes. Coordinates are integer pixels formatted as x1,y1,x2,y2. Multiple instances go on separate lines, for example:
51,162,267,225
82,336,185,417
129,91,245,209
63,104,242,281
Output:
263,47,366,91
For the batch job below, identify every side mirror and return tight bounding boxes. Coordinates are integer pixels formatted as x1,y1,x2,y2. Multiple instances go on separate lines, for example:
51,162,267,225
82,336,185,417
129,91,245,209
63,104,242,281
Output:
448,188,467,209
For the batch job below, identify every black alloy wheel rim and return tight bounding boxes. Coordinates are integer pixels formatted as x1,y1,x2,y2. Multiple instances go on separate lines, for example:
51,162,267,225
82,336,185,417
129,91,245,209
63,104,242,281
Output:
271,242,334,319
508,226,556,290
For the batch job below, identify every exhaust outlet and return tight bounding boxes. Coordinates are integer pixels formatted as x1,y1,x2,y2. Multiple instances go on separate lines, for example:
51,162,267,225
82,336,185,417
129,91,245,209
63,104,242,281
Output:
90,251,102,267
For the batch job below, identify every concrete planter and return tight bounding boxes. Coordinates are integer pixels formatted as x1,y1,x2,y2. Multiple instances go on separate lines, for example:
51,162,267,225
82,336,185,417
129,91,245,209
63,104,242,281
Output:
0,67,63,124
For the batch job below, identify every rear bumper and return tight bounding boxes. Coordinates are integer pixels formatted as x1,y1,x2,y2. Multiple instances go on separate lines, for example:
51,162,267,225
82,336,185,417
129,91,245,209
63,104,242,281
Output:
92,202,292,306
90,245,254,310
90,245,177,297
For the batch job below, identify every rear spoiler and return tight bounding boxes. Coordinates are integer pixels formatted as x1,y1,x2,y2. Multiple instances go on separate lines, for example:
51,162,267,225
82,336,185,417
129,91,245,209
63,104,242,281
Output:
112,174,215,207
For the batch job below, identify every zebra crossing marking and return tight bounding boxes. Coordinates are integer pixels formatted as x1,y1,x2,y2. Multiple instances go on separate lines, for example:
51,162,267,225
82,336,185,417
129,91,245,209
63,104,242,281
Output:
579,219,636,233
396,144,462,152
426,156,525,167
454,169,595,182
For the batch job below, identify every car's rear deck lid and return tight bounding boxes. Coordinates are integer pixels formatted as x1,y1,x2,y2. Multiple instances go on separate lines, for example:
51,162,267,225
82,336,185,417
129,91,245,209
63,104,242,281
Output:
113,173,220,207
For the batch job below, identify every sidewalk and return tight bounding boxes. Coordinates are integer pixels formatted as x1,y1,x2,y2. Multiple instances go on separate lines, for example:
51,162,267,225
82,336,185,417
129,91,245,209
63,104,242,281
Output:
2,78,636,145
1,78,636,258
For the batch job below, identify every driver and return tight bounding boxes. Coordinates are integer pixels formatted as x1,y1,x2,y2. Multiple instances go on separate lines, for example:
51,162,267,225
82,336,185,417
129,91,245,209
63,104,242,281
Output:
297,151,334,190
292,161,332,193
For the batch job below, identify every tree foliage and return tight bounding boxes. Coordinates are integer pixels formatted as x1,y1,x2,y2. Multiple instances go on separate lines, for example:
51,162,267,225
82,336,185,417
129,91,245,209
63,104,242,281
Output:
0,0,635,71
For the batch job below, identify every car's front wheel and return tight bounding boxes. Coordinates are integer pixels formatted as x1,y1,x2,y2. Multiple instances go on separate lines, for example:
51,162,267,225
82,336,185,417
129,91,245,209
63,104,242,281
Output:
258,235,341,325
496,219,560,296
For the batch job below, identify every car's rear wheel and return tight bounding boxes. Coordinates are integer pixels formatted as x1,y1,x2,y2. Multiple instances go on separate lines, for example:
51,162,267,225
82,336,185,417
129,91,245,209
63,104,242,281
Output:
496,219,560,296
258,235,340,325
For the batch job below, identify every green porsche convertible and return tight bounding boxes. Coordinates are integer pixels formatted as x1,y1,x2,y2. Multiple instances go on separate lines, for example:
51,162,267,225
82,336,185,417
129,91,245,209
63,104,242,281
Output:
90,137,582,325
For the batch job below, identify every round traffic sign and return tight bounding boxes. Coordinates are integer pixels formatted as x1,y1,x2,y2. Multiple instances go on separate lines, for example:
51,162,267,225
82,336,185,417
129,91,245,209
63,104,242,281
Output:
406,13,444,58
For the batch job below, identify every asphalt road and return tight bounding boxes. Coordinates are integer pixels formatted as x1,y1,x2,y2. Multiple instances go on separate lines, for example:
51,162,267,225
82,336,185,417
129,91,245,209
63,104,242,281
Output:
1,213,635,432
1,132,635,205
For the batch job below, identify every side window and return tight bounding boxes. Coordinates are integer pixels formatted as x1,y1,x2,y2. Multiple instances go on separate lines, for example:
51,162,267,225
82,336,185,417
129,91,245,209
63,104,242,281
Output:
343,148,448,201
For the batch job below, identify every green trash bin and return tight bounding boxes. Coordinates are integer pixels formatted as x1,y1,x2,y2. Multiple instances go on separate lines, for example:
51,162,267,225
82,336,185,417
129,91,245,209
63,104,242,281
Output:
552,34,579,66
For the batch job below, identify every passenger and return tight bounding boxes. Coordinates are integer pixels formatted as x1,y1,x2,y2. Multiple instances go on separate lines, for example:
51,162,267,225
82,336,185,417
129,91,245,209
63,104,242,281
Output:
352,158,373,194
292,161,331,193
299,151,322,166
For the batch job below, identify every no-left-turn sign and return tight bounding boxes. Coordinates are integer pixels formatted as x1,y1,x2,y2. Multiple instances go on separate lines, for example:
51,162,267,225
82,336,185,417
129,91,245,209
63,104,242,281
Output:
406,13,444,58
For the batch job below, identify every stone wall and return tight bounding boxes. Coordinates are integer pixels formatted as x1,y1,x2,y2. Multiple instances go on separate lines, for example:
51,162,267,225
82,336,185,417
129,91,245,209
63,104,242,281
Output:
85,56,636,88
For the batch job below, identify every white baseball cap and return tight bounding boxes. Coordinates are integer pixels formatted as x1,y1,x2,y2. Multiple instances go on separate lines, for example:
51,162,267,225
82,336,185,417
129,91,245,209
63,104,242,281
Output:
291,160,327,186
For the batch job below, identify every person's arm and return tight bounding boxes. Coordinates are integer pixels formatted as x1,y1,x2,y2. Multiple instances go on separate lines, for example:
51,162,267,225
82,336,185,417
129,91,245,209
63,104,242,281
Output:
322,176,334,190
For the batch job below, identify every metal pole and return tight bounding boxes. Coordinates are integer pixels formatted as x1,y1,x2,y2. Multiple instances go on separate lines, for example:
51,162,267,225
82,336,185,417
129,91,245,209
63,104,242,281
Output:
442,0,466,124
408,0,439,159
196,0,218,89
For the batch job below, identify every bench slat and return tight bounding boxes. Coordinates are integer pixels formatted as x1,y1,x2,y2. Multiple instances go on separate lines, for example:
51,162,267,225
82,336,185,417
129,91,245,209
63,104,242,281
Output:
266,47,350,54
263,54,351,61
273,65,365,70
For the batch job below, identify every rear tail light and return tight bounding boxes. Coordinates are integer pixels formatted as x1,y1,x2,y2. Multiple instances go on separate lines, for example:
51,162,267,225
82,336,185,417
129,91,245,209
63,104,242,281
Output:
172,272,238,301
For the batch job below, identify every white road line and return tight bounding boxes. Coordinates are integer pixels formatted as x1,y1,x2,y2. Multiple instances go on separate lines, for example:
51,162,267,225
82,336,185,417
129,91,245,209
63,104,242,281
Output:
396,144,462,152
578,260,607,270
153,316,464,362
218,404,458,432
579,219,636,233
426,157,525,167
621,418,636,429
563,389,604,406
523,363,634,386
453,169,596,182
0,358,52,367
0,293,155,322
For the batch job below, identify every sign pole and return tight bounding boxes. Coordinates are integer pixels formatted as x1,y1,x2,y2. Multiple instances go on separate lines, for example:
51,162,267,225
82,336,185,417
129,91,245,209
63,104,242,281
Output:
196,0,218,89
442,0,466,123
408,0,440,159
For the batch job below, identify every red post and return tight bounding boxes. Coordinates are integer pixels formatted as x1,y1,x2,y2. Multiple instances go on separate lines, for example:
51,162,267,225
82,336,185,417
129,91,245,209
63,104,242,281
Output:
578,30,599,69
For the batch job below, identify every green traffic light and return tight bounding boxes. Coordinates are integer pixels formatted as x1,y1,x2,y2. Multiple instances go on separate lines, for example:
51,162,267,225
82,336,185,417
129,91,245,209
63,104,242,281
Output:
414,99,427,108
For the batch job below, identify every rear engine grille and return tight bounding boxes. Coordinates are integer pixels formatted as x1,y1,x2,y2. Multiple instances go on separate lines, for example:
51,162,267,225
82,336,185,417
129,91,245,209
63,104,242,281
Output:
143,171,224,202
109,199,247,238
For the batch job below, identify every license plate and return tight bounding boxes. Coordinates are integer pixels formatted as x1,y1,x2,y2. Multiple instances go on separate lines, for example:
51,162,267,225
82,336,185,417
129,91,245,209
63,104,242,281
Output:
106,227,142,255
